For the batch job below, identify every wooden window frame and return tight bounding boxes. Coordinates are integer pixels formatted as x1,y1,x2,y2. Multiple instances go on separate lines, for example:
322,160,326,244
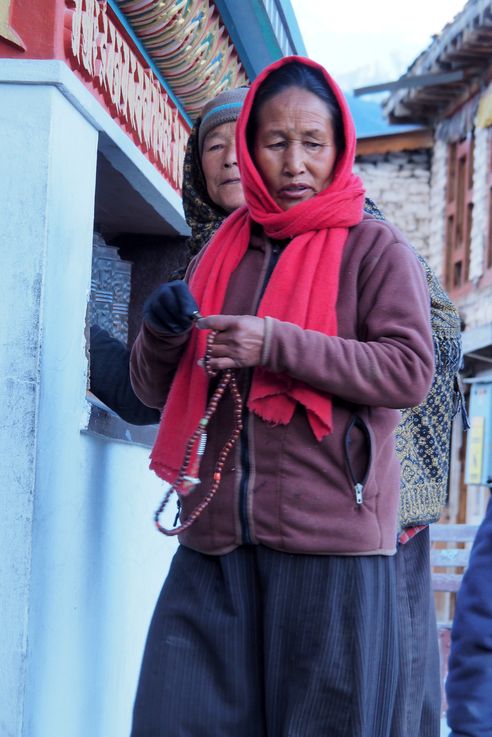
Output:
445,137,474,296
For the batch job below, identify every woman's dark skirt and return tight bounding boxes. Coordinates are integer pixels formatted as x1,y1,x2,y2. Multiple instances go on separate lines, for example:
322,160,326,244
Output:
131,544,400,737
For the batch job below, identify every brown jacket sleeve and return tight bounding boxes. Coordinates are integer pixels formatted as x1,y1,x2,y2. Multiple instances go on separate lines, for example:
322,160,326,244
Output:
129,323,191,410
129,249,208,410
262,234,434,409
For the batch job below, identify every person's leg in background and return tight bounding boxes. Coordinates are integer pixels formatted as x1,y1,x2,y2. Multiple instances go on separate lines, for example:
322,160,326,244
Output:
392,528,441,737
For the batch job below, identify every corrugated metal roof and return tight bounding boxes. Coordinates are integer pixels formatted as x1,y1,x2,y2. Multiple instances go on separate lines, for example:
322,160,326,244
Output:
345,93,421,139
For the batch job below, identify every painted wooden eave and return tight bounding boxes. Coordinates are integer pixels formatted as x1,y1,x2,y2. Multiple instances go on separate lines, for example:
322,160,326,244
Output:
112,0,249,120
384,0,492,125
356,128,434,156
112,0,305,121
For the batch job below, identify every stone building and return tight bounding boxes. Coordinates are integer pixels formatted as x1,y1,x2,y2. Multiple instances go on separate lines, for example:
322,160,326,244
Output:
384,0,492,528
347,93,434,257
0,2,305,736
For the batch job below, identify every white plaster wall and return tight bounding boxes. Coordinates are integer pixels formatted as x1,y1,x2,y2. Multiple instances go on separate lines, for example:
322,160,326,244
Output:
469,127,489,282
0,75,177,737
27,434,177,737
0,82,61,737
458,128,492,331
455,283,492,331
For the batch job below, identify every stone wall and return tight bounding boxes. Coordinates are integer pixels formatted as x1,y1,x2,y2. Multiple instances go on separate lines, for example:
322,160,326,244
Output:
354,149,432,259
428,139,448,283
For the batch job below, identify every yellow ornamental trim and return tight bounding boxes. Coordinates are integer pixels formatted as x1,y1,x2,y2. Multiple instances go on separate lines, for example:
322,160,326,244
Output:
476,86,492,129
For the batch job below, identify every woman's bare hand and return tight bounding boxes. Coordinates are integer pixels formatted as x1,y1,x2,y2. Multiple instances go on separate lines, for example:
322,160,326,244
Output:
196,315,265,370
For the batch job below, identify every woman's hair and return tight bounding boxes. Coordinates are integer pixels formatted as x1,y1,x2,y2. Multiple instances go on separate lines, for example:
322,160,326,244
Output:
247,61,345,154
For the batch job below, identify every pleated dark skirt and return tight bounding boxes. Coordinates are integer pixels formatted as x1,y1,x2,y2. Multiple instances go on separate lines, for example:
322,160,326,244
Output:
131,545,400,737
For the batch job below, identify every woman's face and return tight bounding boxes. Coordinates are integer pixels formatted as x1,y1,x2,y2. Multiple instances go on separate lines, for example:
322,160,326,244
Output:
201,121,245,213
252,86,338,210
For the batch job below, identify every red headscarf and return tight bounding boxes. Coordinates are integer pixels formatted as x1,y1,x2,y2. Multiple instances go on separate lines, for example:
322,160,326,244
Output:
150,56,365,483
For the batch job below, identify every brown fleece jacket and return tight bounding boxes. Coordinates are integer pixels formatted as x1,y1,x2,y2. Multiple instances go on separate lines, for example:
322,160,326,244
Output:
131,214,434,556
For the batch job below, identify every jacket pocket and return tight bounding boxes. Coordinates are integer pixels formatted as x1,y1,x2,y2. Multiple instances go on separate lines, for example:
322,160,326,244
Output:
343,415,373,506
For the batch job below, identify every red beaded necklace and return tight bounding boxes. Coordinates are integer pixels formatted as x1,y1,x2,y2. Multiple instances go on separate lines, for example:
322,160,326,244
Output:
154,327,244,536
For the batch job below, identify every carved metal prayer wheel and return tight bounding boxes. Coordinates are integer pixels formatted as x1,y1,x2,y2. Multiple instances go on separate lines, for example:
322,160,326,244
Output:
89,233,132,344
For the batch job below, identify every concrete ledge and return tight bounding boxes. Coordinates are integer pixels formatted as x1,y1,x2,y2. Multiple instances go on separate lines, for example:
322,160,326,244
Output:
0,59,188,235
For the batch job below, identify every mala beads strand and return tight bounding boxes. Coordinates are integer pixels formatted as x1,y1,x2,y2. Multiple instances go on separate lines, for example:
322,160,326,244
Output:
154,329,244,536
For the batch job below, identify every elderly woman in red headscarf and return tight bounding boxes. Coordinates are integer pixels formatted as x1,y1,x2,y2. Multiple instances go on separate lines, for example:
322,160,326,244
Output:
130,57,434,737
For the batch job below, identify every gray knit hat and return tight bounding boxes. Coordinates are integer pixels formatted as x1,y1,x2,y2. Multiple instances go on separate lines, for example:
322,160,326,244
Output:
198,86,249,156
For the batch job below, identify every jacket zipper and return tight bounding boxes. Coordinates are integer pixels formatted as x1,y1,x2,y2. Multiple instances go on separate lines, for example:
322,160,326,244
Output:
343,415,372,507
238,372,253,544
238,242,282,544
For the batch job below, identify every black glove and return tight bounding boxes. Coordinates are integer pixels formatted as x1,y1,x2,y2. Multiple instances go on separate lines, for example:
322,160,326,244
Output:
143,280,199,334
